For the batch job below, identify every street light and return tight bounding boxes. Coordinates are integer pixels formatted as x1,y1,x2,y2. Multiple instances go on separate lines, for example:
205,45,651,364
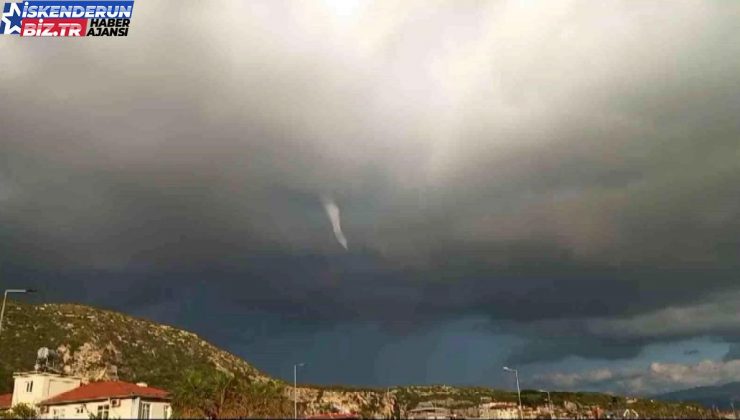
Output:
503,366,522,420
294,362,305,419
538,389,553,416
731,399,737,420
0,289,37,336
387,387,394,420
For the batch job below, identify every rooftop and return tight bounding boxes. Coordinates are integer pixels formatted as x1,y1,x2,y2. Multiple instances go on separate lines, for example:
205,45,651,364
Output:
0,393,11,409
39,381,169,406
13,371,80,379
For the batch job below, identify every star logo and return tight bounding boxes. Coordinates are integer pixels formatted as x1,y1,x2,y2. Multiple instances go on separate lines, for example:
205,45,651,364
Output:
0,2,23,35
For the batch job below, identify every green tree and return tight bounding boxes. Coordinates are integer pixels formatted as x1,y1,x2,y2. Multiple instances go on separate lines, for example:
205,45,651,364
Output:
172,369,217,418
6,403,37,419
232,379,292,418
171,368,243,419
210,371,236,418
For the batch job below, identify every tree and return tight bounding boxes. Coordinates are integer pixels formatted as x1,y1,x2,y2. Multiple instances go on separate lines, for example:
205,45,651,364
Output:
172,368,219,418
172,368,245,419
210,371,236,418
171,368,293,418
4,403,37,419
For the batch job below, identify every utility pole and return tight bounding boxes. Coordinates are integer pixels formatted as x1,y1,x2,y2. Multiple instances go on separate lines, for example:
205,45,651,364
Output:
0,289,36,336
538,389,552,417
294,363,304,419
503,366,522,420
0,288,37,354
387,387,392,419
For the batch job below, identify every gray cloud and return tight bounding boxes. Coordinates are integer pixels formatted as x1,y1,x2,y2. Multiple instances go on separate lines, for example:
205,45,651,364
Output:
1,0,740,374
535,358,740,395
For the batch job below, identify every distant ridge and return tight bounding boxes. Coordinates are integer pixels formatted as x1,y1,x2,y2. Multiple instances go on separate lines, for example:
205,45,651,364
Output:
654,381,740,410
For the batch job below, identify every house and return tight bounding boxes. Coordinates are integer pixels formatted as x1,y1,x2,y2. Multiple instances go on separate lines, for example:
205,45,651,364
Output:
11,371,82,408
38,380,171,419
407,403,452,419
478,402,519,419
5,371,171,419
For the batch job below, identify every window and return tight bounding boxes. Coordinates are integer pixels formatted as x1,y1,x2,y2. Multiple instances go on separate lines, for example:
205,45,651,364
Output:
52,408,65,419
25,381,33,392
138,402,151,419
97,404,110,419
76,406,84,414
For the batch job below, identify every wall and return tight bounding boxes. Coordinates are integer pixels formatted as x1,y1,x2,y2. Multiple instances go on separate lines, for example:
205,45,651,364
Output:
136,399,171,419
116,398,171,419
39,400,112,419
46,377,82,403
38,398,171,419
11,374,80,408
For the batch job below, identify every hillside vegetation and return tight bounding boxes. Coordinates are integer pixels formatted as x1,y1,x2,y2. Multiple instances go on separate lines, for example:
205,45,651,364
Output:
0,301,268,392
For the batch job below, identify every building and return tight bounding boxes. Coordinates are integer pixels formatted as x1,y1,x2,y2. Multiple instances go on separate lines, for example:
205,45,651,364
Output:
407,402,452,419
11,371,81,408
38,380,171,419
306,413,361,419
478,402,519,419
5,371,171,419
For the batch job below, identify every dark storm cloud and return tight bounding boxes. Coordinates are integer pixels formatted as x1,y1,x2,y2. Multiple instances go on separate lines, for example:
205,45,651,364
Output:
1,0,740,370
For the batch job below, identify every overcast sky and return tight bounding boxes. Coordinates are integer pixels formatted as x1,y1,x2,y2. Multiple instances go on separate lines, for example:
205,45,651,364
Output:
1,0,739,395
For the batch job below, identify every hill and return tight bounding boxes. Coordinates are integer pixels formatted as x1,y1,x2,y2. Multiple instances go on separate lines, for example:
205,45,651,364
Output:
0,301,718,418
655,381,740,411
0,301,269,394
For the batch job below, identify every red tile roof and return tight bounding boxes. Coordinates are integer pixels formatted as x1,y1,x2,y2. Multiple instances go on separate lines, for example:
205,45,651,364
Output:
40,381,169,406
0,393,11,409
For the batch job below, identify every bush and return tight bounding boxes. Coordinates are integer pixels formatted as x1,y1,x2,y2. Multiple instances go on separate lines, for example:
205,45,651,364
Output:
172,368,291,418
0,403,38,419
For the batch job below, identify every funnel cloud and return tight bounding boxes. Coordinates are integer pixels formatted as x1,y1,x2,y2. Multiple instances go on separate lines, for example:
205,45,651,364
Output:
321,196,348,250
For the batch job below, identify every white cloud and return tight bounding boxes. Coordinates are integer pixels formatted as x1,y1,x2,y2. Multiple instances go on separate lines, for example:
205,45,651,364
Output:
536,359,740,395
585,291,740,339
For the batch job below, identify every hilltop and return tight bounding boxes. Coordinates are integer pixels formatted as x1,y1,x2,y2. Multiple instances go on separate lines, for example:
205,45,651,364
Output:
0,301,718,418
0,301,269,394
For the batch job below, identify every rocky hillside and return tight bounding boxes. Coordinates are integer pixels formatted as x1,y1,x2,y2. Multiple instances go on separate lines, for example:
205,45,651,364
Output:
0,301,269,394
292,384,716,419
293,386,395,418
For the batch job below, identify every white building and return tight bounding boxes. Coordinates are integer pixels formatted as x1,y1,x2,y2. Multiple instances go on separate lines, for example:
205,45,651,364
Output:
407,402,452,419
478,401,520,419
11,371,81,408
4,372,171,419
